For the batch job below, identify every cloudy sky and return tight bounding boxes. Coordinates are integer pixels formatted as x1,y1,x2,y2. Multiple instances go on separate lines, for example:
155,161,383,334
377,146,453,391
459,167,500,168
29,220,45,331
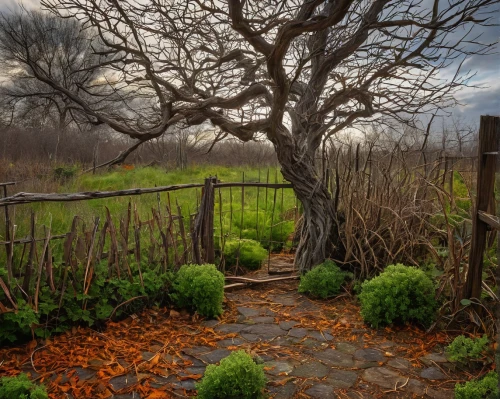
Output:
0,0,498,125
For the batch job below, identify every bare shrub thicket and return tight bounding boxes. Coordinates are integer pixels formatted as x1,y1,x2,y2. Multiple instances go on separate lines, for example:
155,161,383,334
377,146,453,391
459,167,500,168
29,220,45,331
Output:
0,123,278,183
131,128,277,168
326,125,484,318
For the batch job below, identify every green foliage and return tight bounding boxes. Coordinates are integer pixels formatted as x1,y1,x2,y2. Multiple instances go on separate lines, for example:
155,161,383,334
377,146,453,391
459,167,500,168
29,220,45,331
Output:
196,350,266,399
0,301,39,344
224,239,267,270
0,262,174,345
358,264,437,328
0,165,296,341
446,335,489,363
171,264,225,318
455,372,499,399
229,210,295,251
53,165,78,180
298,260,350,299
0,373,48,399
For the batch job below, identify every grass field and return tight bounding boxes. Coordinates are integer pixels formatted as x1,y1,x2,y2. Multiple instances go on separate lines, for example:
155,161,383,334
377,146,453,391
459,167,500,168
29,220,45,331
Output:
1,165,298,262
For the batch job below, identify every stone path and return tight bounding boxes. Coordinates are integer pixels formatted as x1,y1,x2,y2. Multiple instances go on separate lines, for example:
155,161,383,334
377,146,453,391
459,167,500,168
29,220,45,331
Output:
7,280,465,398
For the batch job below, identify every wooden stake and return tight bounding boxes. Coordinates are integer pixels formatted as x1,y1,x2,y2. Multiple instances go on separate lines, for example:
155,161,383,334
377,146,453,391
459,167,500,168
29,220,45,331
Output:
464,116,500,299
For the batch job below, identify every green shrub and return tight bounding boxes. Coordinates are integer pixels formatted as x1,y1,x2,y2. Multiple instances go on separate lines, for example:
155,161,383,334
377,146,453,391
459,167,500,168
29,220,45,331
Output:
223,239,267,270
455,372,499,399
0,301,39,344
0,261,175,344
358,264,437,328
446,335,489,363
196,350,266,399
0,373,48,399
53,165,78,180
171,264,225,318
298,260,350,299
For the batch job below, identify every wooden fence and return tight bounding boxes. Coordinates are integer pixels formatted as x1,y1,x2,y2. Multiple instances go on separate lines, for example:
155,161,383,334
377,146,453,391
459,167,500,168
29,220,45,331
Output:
0,115,498,316
0,176,296,314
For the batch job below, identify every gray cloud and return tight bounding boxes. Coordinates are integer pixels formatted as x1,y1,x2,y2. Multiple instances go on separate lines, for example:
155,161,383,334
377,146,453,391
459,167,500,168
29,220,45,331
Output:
0,0,498,124
0,0,40,13
454,83,500,120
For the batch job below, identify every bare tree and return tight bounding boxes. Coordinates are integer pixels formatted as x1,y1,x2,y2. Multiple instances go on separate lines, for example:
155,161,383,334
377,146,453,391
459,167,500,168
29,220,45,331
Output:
17,0,498,271
0,9,119,161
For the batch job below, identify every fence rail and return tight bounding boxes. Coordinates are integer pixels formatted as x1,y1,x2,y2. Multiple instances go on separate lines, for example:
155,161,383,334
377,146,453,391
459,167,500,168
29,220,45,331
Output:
0,182,294,207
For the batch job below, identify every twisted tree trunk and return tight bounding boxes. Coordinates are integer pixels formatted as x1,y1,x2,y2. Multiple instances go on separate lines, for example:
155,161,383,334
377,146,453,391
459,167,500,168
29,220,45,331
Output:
276,145,339,272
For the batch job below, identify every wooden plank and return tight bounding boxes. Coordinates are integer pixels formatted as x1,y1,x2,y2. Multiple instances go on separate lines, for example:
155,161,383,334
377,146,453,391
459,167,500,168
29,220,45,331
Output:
214,182,292,189
464,115,500,299
0,183,205,206
0,183,293,208
2,184,12,283
0,233,67,246
225,275,298,283
205,177,216,264
478,210,500,231
0,182,16,187
224,275,299,290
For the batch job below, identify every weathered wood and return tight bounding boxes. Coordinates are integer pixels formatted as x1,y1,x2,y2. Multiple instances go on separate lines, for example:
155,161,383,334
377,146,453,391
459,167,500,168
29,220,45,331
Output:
0,234,67,246
153,207,169,271
217,188,225,272
133,204,144,287
267,188,278,273
214,182,292,189
225,275,298,283
83,217,100,296
496,144,500,376
478,211,500,231
0,183,205,206
236,173,245,272
464,115,500,299
34,223,52,313
176,200,188,265
192,177,216,264
224,275,299,289
105,207,121,279
229,186,233,236
0,276,17,310
204,178,216,264
166,193,180,267
256,169,260,242
2,184,13,283
22,211,36,294
0,183,292,207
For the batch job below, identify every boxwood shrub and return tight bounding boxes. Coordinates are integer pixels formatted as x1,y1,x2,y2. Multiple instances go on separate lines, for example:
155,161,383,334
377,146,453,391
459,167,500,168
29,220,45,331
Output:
223,239,267,270
0,373,48,399
446,334,489,364
171,264,225,318
455,372,499,399
358,264,437,328
298,260,350,299
196,350,266,399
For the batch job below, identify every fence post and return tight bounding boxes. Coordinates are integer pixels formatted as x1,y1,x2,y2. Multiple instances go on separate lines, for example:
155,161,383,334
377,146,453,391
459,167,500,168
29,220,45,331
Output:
192,177,216,264
496,139,500,383
1,182,15,283
464,115,499,299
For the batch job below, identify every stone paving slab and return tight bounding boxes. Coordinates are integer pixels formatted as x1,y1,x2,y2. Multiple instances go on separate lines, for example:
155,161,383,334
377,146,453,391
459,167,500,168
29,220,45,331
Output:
304,383,337,399
20,281,463,399
291,361,330,378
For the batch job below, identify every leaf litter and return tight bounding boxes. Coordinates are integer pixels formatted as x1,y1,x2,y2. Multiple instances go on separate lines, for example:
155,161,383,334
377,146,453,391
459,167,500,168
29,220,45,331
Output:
0,279,480,398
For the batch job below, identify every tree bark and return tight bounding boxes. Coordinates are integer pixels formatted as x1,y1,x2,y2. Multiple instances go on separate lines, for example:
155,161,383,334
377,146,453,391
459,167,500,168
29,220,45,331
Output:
276,144,339,272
